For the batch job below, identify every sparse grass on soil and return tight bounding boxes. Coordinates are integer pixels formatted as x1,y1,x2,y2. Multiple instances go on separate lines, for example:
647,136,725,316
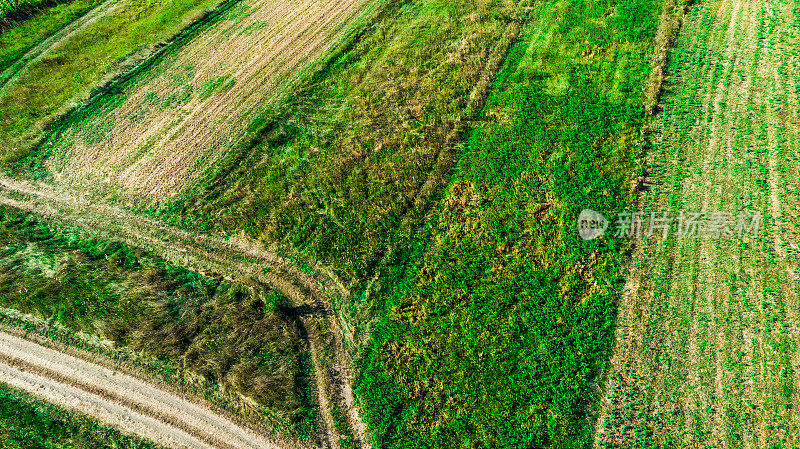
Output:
31,0,374,202
0,382,159,449
0,205,316,436
0,0,226,164
595,0,800,447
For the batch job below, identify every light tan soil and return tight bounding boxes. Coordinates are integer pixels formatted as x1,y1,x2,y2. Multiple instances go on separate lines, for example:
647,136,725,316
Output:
47,0,372,202
0,332,285,449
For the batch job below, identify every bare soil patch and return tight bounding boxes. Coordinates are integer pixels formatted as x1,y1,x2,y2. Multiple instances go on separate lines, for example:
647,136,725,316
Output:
48,0,371,202
0,332,285,449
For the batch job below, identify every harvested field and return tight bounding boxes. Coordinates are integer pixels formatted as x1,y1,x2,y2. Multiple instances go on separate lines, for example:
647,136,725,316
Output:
0,331,285,449
595,0,800,446
0,0,226,163
45,0,374,202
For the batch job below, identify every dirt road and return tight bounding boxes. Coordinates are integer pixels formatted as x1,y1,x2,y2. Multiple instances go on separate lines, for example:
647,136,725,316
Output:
0,3,527,447
0,176,368,449
46,0,375,201
594,0,800,446
0,331,285,449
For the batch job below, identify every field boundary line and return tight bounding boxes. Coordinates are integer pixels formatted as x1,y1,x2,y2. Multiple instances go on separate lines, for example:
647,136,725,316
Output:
592,0,690,445
0,176,363,449
0,0,120,96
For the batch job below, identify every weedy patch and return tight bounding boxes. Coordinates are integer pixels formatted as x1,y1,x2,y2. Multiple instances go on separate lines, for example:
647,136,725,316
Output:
0,205,316,435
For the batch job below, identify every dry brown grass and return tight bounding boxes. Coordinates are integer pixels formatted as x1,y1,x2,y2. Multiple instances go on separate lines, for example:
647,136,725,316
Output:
0,176,364,449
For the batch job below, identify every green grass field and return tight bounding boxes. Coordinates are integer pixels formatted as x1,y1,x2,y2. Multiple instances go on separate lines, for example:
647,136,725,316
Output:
596,0,800,447
0,0,104,75
5,0,783,446
0,383,158,449
159,0,523,285
0,0,226,165
0,205,316,436
0,0,56,21
355,0,670,446
139,0,678,446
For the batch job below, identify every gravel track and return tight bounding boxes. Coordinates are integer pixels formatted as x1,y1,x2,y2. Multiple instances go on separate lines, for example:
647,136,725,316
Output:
0,332,283,449
0,176,363,449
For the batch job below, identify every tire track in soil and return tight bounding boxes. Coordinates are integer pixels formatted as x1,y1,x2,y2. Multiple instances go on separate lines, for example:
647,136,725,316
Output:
0,8,527,449
0,0,121,96
0,176,365,449
0,332,286,449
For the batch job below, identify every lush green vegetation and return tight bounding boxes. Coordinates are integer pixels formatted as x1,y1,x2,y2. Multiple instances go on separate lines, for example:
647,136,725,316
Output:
143,0,672,446
353,0,667,447
0,206,315,434
159,0,523,283
0,0,61,22
0,0,685,445
0,0,103,76
0,383,158,449
0,0,226,164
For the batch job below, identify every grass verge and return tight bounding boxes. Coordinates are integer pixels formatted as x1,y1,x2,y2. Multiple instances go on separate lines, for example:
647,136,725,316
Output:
0,0,103,74
0,0,227,165
0,382,159,449
0,204,316,438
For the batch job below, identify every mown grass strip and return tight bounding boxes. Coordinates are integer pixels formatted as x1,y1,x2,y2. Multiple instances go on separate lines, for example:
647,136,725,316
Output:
355,0,676,447
0,0,103,75
0,0,230,167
